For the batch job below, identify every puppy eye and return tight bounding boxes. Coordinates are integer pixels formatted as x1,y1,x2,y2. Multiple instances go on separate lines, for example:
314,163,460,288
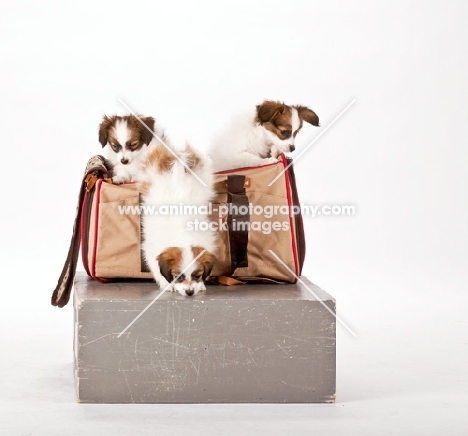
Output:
173,274,185,283
193,274,203,281
280,130,292,138
127,142,139,150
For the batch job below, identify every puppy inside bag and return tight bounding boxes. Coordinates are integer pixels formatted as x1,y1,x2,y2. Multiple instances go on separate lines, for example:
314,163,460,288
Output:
51,152,305,307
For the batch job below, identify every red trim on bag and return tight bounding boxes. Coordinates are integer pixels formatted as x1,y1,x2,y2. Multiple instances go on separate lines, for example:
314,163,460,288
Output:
215,160,279,175
90,179,106,283
280,154,300,282
80,190,90,276
298,199,306,268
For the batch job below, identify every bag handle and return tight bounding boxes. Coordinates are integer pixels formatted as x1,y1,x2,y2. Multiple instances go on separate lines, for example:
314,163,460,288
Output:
51,155,111,307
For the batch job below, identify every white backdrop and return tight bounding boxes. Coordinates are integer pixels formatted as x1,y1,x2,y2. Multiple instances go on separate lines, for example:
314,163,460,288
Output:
1,1,467,435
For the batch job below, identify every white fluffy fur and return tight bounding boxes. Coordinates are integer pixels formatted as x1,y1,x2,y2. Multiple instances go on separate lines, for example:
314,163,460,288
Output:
140,147,216,296
208,107,301,172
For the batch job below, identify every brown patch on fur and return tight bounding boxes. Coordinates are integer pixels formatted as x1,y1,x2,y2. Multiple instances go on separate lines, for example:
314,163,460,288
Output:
256,101,285,124
191,246,217,279
126,115,155,145
294,105,320,126
98,115,116,147
145,146,176,173
157,247,183,283
139,180,152,195
184,144,203,172
256,101,294,139
98,114,156,149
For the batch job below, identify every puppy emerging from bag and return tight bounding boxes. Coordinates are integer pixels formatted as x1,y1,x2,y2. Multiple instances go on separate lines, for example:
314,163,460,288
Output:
138,142,217,297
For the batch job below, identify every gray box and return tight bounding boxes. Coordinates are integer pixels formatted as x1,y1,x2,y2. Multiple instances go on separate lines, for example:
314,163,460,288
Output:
74,272,336,403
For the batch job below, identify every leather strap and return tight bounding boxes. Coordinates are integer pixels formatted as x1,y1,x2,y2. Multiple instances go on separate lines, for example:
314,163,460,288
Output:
51,155,111,307
227,174,249,274
216,276,246,286
139,194,151,273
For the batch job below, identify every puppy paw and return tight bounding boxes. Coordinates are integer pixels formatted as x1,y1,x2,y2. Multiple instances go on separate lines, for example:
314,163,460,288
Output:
265,156,279,164
270,145,280,158
155,277,172,291
162,281,175,292
112,175,129,184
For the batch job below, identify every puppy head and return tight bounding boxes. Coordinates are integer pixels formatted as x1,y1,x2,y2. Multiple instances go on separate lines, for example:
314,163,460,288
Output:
157,246,217,297
98,114,155,165
255,101,319,156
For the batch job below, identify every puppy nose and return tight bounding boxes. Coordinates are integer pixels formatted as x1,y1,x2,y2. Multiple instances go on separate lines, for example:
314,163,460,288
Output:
186,289,195,297
289,145,295,152
121,158,129,165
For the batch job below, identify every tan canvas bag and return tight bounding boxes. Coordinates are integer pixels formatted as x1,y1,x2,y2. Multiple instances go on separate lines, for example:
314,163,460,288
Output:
52,155,305,307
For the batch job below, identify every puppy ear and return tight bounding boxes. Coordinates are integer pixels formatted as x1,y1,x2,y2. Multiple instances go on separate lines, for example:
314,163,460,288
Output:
157,251,174,283
139,116,155,145
295,105,320,127
191,246,217,279
157,247,181,283
158,260,173,284
256,101,284,124
98,115,114,147
196,249,217,280
201,251,217,279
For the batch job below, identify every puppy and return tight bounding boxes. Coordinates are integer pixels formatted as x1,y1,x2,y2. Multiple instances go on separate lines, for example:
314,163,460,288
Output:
139,144,217,297
98,114,170,184
208,100,320,172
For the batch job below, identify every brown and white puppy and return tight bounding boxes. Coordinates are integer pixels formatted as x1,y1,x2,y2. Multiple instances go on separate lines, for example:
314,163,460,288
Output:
208,100,319,172
98,114,170,184
139,144,217,296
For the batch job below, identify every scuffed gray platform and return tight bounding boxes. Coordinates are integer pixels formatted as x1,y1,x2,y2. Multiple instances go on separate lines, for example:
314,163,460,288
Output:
74,272,336,403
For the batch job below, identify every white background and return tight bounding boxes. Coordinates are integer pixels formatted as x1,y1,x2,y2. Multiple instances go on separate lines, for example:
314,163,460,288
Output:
1,0,467,434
